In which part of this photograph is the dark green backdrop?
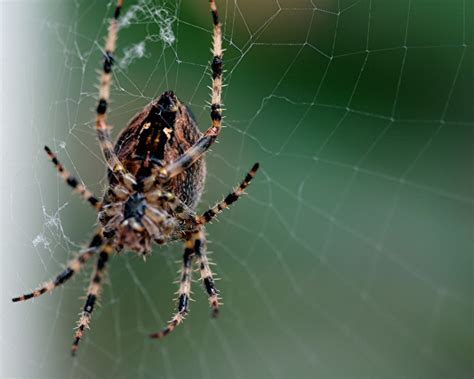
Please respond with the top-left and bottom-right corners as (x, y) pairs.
(2, 1), (472, 378)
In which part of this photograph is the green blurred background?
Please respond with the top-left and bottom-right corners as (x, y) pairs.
(2, 0), (472, 378)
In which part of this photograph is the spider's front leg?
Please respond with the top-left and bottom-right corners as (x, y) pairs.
(150, 235), (196, 339)
(12, 231), (103, 302)
(150, 228), (220, 340)
(71, 242), (114, 356)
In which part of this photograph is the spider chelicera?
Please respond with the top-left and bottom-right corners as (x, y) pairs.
(12, 0), (259, 356)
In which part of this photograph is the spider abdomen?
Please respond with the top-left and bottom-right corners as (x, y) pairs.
(112, 91), (206, 208)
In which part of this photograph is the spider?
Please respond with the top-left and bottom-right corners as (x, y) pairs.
(12, 0), (259, 356)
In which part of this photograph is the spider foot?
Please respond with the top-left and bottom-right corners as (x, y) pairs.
(210, 295), (220, 318)
(150, 314), (185, 339)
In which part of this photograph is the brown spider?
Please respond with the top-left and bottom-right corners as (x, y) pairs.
(12, 0), (259, 356)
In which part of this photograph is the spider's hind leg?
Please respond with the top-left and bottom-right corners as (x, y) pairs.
(44, 146), (101, 210)
(157, 0), (223, 182)
(94, 0), (136, 190)
(197, 163), (259, 225)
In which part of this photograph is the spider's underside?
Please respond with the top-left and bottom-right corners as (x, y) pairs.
(101, 91), (207, 253)
(12, 0), (259, 356)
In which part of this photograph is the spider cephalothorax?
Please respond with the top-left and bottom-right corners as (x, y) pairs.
(12, 0), (259, 356)
(99, 188), (177, 254)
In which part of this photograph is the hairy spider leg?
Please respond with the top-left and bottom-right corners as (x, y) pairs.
(144, 189), (193, 218)
(44, 146), (101, 210)
(158, 0), (223, 182)
(12, 0), (261, 353)
(150, 236), (196, 339)
(71, 242), (114, 356)
(193, 229), (220, 317)
(12, 232), (104, 302)
(197, 163), (259, 225)
(95, 0), (136, 190)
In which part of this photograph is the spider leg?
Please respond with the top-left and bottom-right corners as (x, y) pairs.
(71, 242), (114, 356)
(150, 236), (195, 339)
(44, 146), (101, 210)
(157, 0), (223, 182)
(193, 228), (221, 317)
(145, 189), (195, 219)
(94, 0), (136, 189)
(197, 163), (259, 225)
(12, 232), (103, 302)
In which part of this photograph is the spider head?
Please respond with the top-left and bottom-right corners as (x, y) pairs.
(100, 189), (177, 255)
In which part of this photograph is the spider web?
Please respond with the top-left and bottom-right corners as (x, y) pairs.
(2, 0), (473, 378)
